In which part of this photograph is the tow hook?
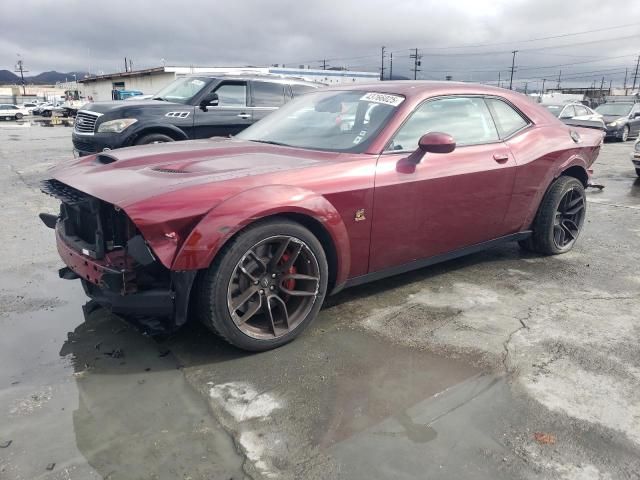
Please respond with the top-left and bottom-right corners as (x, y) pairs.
(39, 213), (58, 229)
(587, 182), (605, 191)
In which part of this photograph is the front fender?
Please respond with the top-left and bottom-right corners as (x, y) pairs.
(124, 123), (189, 145)
(171, 185), (351, 286)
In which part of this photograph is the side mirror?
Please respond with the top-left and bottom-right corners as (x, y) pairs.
(199, 92), (219, 111)
(408, 132), (456, 164)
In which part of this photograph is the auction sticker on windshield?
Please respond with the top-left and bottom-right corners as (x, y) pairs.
(360, 92), (404, 106)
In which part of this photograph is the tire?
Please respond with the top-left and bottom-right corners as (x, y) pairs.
(636, 168), (640, 177)
(195, 219), (328, 351)
(524, 176), (586, 255)
(15, 113), (23, 120)
(621, 126), (629, 142)
(134, 133), (175, 145)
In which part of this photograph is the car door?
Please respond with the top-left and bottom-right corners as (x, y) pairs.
(369, 96), (517, 273)
(628, 104), (640, 135)
(249, 80), (287, 123)
(191, 81), (253, 138)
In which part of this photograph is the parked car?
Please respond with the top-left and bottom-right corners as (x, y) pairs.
(41, 82), (603, 351)
(594, 102), (640, 141)
(20, 102), (39, 113)
(543, 103), (605, 130)
(40, 103), (66, 117)
(0, 104), (29, 120)
(632, 138), (640, 177)
(71, 75), (321, 156)
(32, 103), (57, 115)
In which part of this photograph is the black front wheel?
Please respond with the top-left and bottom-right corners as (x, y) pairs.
(520, 176), (586, 255)
(135, 133), (175, 145)
(195, 219), (328, 351)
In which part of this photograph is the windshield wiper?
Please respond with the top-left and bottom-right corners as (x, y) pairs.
(249, 140), (291, 147)
(152, 96), (167, 101)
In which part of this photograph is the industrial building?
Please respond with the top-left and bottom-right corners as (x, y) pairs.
(79, 65), (380, 101)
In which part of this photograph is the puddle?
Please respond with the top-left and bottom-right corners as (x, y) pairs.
(0, 268), (245, 480)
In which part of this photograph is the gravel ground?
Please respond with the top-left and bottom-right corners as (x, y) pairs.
(0, 120), (639, 479)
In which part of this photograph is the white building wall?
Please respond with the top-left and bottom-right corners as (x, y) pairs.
(82, 72), (176, 102)
(81, 65), (380, 102)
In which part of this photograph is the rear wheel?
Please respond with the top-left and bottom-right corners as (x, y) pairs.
(195, 219), (328, 351)
(15, 113), (23, 120)
(520, 176), (586, 255)
(134, 133), (174, 145)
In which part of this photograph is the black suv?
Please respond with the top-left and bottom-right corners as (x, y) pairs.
(72, 76), (320, 156)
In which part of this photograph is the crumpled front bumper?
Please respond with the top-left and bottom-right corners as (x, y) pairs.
(50, 217), (196, 326)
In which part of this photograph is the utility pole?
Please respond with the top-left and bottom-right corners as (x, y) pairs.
(623, 67), (628, 91)
(380, 46), (386, 81)
(632, 54), (640, 91)
(129, 59), (133, 72)
(509, 50), (517, 90)
(524, 82), (528, 94)
(608, 79), (612, 94)
(124, 57), (128, 72)
(389, 53), (393, 80)
(600, 76), (605, 96)
(410, 48), (422, 80)
(14, 57), (28, 95)
(498, 71), (501, 88)
(541, 78), (546, 96)
(321, 59), (327, 70)
(557, 70), (562, 90)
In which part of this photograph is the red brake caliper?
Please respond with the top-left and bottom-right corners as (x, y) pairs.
(279, 253), (296, 292)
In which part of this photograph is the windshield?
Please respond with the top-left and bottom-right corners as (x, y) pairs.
(236, 90), (403, 153)
(543, 105), (563, 117)
(152, 77), (210, 104)
(595, 103), (633, 116)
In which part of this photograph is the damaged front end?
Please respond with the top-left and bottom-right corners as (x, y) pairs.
(40, 179), (196, 329)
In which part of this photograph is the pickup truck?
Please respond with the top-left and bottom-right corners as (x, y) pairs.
(72, 75), (320, 156)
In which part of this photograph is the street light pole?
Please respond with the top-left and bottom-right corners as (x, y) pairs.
(509, 50), (517, 90)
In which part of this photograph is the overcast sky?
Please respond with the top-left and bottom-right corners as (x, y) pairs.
(1, 0), (639, 89)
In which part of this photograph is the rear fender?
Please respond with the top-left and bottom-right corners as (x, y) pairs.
(171, 185), (351, 285)
(523, 154), (589, 228)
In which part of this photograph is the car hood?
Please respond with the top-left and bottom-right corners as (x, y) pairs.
(81, 99), (183, 113)
(50, 138), (332, 208)
(600, 115), (626, 124)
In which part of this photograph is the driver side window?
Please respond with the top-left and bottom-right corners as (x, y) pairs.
(387, 97), (499, 152)
(212, 83), (247, 107)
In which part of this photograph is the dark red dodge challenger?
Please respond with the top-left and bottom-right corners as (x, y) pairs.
(41, 82), (603, 351)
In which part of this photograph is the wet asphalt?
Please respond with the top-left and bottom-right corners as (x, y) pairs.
(0, 119), (639, 479)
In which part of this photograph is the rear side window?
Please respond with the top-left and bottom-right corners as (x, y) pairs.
(560, 105), (576, 118)
(388, 96), (499, 151)
(291, 84), (316, 97)
(252, 82), (286, 107)
(574, 105), (589, 116)
(486, 98), (529, 138)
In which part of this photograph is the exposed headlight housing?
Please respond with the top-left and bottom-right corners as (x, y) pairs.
(607, 120), (619, 127)
(97, 118), (138, 133)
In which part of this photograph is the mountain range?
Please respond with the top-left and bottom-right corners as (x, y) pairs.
(0, 70), (90, 85)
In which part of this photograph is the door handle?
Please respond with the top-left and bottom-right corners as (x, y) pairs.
(237, 113), (250, 119)
(493, 153), (509, 163)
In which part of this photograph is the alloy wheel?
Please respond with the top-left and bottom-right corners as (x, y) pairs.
(553, 187), (585, 249)
(226, 235), (320, 340)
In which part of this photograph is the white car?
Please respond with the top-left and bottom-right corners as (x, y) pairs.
(20, 102), (39, 113)
(0, 104), (29, 120)
(543, 102), (605, 129)
(632, 138), (640, 177)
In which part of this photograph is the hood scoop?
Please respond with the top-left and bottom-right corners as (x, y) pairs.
(151, 167), (190, 174)
(95, 154), (117, 165)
